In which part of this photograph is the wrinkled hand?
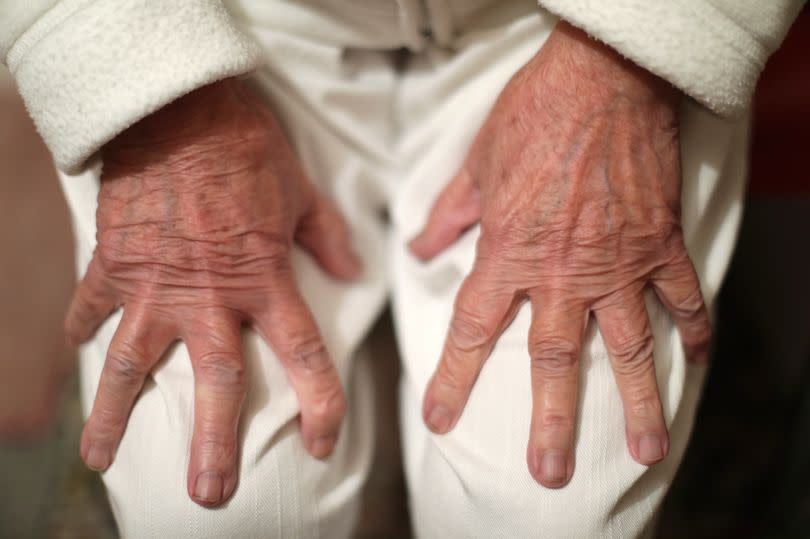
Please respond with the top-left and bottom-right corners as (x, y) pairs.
(410, 22), (711, 488)
(64, 79), (361, 506)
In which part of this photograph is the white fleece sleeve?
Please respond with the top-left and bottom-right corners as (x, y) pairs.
(537, 0), (804, 117)
(1, 0), (261, 174)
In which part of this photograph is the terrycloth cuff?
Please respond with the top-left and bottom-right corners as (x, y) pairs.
(7, 0), (261, 174)
(537, 0), (771, 117)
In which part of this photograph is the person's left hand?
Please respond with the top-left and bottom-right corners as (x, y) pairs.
(409, 22), (712, 488)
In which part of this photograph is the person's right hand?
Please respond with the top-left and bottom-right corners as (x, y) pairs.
(64, 78), (361, 507)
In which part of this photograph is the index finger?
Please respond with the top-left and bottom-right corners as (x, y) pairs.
(81, 304), (174, 472)
(423, 260), (518, 434)
(64, 256), (118, 346)
(253, 275), (346, 460)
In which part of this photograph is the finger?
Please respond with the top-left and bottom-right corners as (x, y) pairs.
(254, 280), (346, 460)
(81, 304), (174, 472)
(423, 261), (518, 434)
(594, 288), (669, 466)
(652, 251), (712, 364)
(409, 168), (481, 261)
(526, 294), (587, 488)
(296, 189), (362, 280)
(184, 309), (247, 507)
(64, 255), (118, 347)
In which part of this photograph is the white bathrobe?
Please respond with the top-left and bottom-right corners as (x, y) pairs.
(0, 1), (803, 538)
(0, 0), (802, 173)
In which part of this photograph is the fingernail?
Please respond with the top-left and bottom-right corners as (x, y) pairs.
(639, 434), (664, 462)
(85, 445), (111, 471)
(540, 452), (567, 484)
(194, 472), (224, 504)
(426, 405), (452, 432)
(309, 435), (337, 459)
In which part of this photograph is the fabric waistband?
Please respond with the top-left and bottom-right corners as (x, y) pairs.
(225, 0), (539, 50)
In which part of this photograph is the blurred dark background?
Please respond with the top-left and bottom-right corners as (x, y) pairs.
(657, 10), (810, 539)
(0, 9), (807, 538)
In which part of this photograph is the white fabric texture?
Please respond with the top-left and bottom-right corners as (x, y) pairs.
(53, 1), (755, 537)
(536, 0), (804, 117)
(3, 0), (260, 173)
(0, 0), (58, 59)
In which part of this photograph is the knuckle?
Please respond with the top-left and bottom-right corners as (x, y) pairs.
(649, 221), (681, 246)
(70, 293), (101, 325)
(106, 344), (149, 383)
(308, 388), (346, 426)
(449, 308), (493, 350)
(288, 335), (331, 374)
(538, 412), (575, 433)
(196, 353), (246, 390)
(95, 242), (128, 275)
(251, 232), (292, 274)
(530, 337), (580, 372)
(682, 322), (712, 362)
(671, 287), (706, 320)
(610, 334), (654, 372)
(686, 316), (713, 345)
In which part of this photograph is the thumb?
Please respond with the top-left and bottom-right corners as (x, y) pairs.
(409, 168), (481, 261)
(296, 189), (363, 281)
(64, 255), (117, 347)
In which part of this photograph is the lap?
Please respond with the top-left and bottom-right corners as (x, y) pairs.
(57, 3), (750, 537)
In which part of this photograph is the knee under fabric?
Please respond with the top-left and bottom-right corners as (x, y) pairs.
(54, 2), (751, 536)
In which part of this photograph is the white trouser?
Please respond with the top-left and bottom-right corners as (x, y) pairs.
(59, 1), (748, 537)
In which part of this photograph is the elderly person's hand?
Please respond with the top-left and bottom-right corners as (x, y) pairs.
(64, 78), (360, 506)
(410, 22), (711, 488)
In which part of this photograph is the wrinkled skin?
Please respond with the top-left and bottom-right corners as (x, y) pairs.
(411, 22), (712, 488)
(64, 79), (361, 507)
